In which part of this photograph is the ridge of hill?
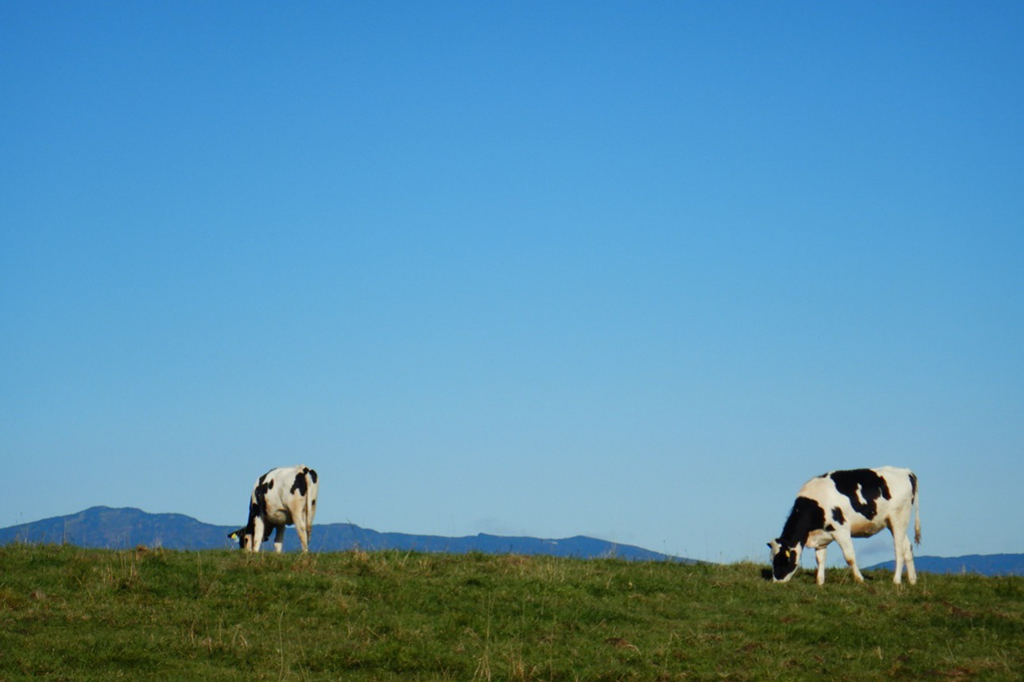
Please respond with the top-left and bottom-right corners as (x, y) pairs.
(867, 553), (1024, 577)
(0, 506), (688, 562)
(5, 507), (1022, 575)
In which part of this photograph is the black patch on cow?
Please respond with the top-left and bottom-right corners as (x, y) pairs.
(305, 467), (318, 484)
(909, 472), (918, 497)
(825, 524), (836, 533)
(828, 469), (891, 519)
(258, 479), (275, 516)
(779, 496), (826, 547)
(240, 473), (273, 545)
(832, 507), (845, 525)
(772, 497), (826, 580)
(772, 496), (826, 580)
(291, 472), (308, 496)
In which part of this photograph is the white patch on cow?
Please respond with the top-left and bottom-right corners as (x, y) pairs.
(853, 484), (868, 508)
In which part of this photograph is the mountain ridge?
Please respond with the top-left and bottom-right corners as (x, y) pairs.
(4, 507), (1022, 576)
(0, 506), (690, 562)
(867, 553), (1024, 577)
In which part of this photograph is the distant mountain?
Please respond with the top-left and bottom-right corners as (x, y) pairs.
(868, 554), (1024, 578)
(0, 507), (690, 562)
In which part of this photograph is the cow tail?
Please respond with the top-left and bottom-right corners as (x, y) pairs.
(304, 470), (315, 541)
(913, 478), (922, 545)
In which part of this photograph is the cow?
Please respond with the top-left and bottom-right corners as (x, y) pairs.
(768, 466), (920, 585)
(229, 465), (319, 553)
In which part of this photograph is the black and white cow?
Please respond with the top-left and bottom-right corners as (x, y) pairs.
(230, 465), (319, 553)
(768, 467), (920, 585)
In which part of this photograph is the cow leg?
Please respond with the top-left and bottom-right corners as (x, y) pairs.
(902, 534), (918, 585)
(890, 526), (906, 584)
(833, 533), (865, 583)
(287, 497), (310, 552)
(251, 517), (265, 552)
(294, 514), (310, 552)
(273, 525), (285, 553)
(815, 547), (828, 585)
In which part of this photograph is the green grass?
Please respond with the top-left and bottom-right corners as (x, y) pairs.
(1, 544), (1022, 681)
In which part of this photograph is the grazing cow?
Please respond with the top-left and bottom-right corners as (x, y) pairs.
(768, 466), (920, 585)
(229, 465), (319, 553)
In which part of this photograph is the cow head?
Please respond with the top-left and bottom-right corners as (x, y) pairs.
(228, 528), (252, 550)
(768, 539), (802, 582)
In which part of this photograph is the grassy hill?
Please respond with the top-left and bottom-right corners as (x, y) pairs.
(1, 545), (1022, 681)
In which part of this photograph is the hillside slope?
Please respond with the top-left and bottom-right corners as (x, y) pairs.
(1, 545), (1022, 681)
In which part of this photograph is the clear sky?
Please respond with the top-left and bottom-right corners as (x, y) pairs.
(2, 2), (1022, 566)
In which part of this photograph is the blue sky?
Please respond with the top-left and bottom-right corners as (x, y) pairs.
(2, 2), (1022, 565)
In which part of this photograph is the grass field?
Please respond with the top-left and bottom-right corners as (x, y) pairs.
(1, 544), (1022, 681)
